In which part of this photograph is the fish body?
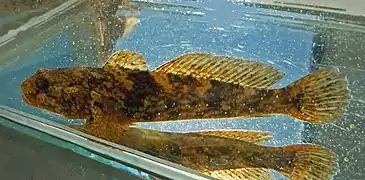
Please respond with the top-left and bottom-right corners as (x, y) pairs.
(21, 49), (350, 126)
(20, 49), (348, 179)
(71, 122), (336, 180)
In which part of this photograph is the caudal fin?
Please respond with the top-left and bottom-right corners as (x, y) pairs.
(279, 144), (337, 180)
(286, 68), (350, 123)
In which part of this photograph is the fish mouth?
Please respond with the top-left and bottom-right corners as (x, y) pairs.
(22, 94), (31, 105)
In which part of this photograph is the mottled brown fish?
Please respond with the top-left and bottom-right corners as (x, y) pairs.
(21, 49), (350, 128)
(20, 49), (347, 179)
(71, 123), (337, 180)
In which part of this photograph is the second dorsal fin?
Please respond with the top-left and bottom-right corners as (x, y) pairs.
(197, 130), (272, 144)
(103, 49), (149, 71)
(153, 53), (284, 88)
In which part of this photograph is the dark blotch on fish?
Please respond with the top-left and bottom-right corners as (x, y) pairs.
(168, 143), (182, 156)
(247, 102), (259, 111)
(124, 71), (162, 119)
(166, 99), (180, 119)
(204, 81), (223, 109)
(167, 73), (184, 84)
(292, 93), (303, 110)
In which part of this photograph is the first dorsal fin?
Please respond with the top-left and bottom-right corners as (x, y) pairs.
(201, 168), (273, 180)
(103, 49), (149, 71)
(197, 130), (272, 144)
(153, 53), (284, 88)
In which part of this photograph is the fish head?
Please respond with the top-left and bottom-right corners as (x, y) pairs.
(21, 68), (93, 119)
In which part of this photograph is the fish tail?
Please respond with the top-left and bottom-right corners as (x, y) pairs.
(285, 68), (350, 123)
(278, 144), (337, 180)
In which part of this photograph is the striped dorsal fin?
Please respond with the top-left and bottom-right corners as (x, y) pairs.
(153, 53), (284, 88)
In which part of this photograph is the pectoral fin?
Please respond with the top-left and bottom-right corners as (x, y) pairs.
(89, 91), (131, 126)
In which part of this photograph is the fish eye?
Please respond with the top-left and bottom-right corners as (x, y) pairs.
(35, 78), (50, 91)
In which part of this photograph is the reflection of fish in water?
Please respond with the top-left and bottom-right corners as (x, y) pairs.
(120, 16), (140, 38)
(89, 0), (141, 63)
(0, 0), (59, 13)
(118, 0), (140, 14)
(73, 125), (337, 180)
(92, 14), (140, 61)
(21, 49), (350, 127)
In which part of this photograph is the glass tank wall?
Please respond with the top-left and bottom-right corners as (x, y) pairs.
(0, 0), (364, 179)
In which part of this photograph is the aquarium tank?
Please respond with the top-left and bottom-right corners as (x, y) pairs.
(0, 0), (364, 179)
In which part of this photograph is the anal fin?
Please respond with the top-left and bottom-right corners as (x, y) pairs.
(90, 91), (131, 127)
(201, 168), (273, 180)
(197, 130), (272, 144)
(153, 53), (284, 88)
